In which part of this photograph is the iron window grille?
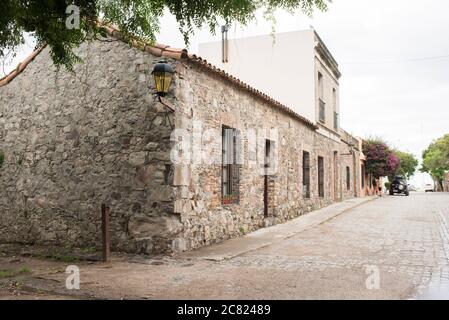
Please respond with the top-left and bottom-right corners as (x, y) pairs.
(318, 156), (324, 198)
(346, 166), (351, 190)
(222, 126), (241, 204)
(303, 151), (311, 198)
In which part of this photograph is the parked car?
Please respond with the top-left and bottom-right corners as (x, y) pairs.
(389, 176), (409, 196)
(424, 183), (435, 192)
(408, 184), (417, 192)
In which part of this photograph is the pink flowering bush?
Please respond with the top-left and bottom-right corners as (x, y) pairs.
(363, 139), (401, 178)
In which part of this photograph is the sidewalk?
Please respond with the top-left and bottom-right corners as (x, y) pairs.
(184, 196), (378, 261)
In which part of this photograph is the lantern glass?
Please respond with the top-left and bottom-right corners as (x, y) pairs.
(153, 72), (172, 96)
(152, 62), (174, 96)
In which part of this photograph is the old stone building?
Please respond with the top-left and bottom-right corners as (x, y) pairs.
(0, 26), (363, 255)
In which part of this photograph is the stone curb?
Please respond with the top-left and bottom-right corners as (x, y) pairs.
(187, 196), (379, 261)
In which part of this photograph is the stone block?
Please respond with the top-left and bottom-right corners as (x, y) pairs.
(150, 186), (173, 202)
(145, 142), (159, 151)
(128, 214), (165, 239)
(136, 164), (159, 185)
(174, 199), (185, 214)
(173, 164), (190, 186)
(171, 238), (187, 252)
(129, 151), (147, 167)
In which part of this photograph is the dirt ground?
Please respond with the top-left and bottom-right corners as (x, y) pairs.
(0, 249), (413, 300)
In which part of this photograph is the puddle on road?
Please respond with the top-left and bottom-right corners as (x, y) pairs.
(414, 286), (449, 300)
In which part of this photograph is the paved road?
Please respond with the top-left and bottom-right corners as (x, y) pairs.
(221, 192), (449, 299)
(1, 192), (449, 299)
(83, 192), (449, 299)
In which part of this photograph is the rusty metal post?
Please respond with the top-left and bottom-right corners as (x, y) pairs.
(101, 204), (110, 262)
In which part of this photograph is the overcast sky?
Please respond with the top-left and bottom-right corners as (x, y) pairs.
(5, 0), (449, 187)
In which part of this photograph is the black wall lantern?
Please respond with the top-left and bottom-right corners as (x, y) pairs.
(152, 61), (174, 96)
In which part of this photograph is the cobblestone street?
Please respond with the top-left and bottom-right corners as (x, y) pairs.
(1, 192), (449, 299)
(225, 192), (449, 299)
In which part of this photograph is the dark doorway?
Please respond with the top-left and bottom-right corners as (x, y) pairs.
(353, 153), (358, 197)
(318, 156), (324, 198)
(333, 151), (338, 201)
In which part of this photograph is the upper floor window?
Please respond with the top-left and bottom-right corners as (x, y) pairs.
(318, 72), (325, 123)
(222, 126), (241, 205)
(334, 112), (339, 131)
(319, 99), (326, 123)
(332, 88), (337, 106)
(318, 72), (324, 100)
(333, 88), (338, 130)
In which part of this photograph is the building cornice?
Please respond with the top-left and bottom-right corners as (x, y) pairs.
(314, 32), (341, 80)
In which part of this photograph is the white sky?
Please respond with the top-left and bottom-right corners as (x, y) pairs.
(4, 0), (449, 187)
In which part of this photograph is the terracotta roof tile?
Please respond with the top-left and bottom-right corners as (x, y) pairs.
(0, 45), (46, 87)
(0, 24), (317, 129)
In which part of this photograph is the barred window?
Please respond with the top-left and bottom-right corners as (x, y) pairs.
(346, 166), (351, 190)
(318, 156), (324, 198)
(361, 164), (365, 188)
(222, 126), (241, 205)
(302, 151), (310, 198)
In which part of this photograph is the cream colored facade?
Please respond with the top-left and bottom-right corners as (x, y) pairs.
(199, 30), (341, 130)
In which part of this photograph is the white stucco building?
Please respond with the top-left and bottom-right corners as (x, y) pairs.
(198, 29), (341, 140)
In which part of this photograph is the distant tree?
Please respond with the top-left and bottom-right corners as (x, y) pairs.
(393, 150), (418, 179)
(421, 134), (449, 190)
(0, 0), (329, 71)
(363, 138), (400, 179)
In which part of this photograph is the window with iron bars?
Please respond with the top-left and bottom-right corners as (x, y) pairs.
(346, 166), (351, 190)
(361, 164), (365, 188)
(318, 156), (324, 198)
(222, 126), (241, 205)
(303, 151), (311, 198)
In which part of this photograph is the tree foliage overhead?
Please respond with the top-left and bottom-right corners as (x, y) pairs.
(421, 134), (449, 189)
(1, 0), (329, 71)
(1, 1), (100, 70)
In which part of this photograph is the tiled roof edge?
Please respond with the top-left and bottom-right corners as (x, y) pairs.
(0, 25), (317, 130)
(101, 25), (317, 129)
(0, 45), (46, 87)
(185, 57), (317, 129)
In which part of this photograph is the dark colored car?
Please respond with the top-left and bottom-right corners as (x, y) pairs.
(389, 176), (409, 196)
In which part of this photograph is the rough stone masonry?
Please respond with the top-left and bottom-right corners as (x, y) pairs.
(0, 36), (361, 255)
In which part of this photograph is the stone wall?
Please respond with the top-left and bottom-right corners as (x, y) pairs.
(173, 61), (361, 251)
(0, 39), (180, 254)
(0, 38), (362, 255)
